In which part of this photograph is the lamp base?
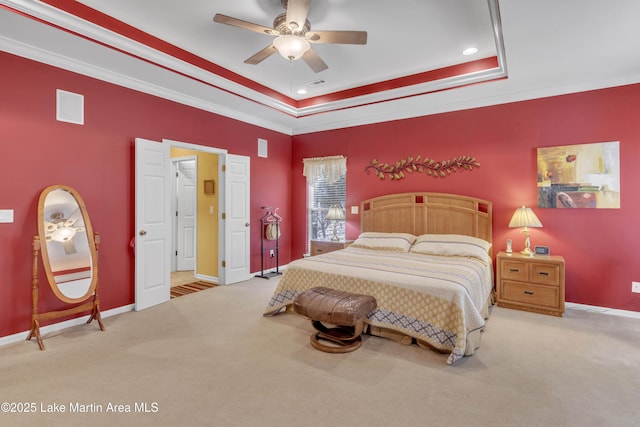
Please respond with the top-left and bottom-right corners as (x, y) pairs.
(520, 229), (534, 256)
(331, 220), (339, 241)
(520, 247), (534, 256)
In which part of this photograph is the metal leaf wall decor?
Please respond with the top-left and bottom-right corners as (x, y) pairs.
(365, 155), (480, 180)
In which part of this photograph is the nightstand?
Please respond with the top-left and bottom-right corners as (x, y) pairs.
(496, 251), (565, 317)
(309, 240), (353, 256)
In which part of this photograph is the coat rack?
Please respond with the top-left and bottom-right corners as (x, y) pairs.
(256, 206), (282, 279)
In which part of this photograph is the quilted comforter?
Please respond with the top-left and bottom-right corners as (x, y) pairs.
(263, 246), (493, 364)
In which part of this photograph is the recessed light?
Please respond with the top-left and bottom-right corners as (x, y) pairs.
(297, 88), (307, 95)
(462, 47), (478, 56)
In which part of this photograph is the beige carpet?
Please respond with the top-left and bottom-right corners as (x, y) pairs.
(1, 276), (639, 427)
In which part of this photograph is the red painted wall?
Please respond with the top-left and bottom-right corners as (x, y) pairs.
(292, 84), (640, 313)
(2, 50), (639, 342)
(0, 52), (292, 337)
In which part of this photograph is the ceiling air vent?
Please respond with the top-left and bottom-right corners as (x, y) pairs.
(307, 79), (326, 87)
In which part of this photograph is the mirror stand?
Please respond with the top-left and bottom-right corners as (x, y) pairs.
(27, 234), (105, 350)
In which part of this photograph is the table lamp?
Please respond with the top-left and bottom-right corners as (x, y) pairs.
(326, 205), (345, 241)
(508, 206), (542, 256)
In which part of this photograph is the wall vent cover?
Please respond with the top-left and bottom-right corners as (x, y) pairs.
(56, 89), (84, 125)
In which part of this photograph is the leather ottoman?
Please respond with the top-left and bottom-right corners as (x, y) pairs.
(293, 287), (377, 353)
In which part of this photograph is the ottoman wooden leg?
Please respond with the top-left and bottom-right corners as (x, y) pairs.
(310, 319), (365, 353)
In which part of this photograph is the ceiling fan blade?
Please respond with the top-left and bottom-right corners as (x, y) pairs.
(65, 208), (82, 227)
(306, 30), (367, 45)
(286, 0), (310, 33)
(244, 45), (278, 65)
(302, 48), (328, 73)
(213, 14), (277, 36)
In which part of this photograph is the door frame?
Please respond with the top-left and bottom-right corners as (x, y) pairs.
(162, 139), (230, 284)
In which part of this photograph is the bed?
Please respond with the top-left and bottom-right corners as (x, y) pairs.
(264, 192), (493, 364)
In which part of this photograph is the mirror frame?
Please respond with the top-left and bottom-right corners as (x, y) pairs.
(37, 184), (98, 304)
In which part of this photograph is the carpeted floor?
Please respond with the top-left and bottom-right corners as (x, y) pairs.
(1, 276), (639, 427)
(170, 281), (217, 298)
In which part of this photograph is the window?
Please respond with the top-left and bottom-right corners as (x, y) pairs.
(303, 156), (346, 249)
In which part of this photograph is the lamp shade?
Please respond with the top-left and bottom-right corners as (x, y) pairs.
(326, 205), (345, 221)
(508, 206), (542, 228)
(273, 35), (310, 60)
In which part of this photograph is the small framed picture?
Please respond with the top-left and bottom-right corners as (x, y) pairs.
(203, 180), (215, 195)
(534, 246), (550, 256)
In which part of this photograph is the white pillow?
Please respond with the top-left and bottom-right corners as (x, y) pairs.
(409, 234), (491, 260)
(350, 232), (417, 252)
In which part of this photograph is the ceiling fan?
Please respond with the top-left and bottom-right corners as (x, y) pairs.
(213, 0), (367, 73)
(44, 209), (84, 255)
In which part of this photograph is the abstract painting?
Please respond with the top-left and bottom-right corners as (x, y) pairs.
(537, 141), (620, 208)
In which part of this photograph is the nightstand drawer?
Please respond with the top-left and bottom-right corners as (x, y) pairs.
(310, 242), (332, 256)
(529, 263), (560, 286)
(500, 280), (559, 308)
(500, 260), (527, 281)
(310, 240), (352, 256)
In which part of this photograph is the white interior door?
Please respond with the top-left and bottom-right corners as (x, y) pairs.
(221, 154), (250, 285)
(176, 159), (196, 271)
(135, 138), (171, 311)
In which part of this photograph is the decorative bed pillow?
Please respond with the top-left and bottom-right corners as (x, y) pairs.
(409, 234), (492, 261)
(350, 232), (417, 252)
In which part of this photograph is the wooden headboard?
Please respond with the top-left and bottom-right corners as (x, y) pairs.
(360, 192), (492, 244)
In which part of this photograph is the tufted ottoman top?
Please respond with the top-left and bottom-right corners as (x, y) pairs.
(293, 287), (377, 326)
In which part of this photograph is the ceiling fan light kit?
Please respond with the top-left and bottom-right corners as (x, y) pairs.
(213, 0), (367, 73)
(273, 35), (310, 60)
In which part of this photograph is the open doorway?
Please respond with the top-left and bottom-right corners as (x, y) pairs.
(169, 144), (220, 286)
(171, 157), (197, 288)
(135, 138), (251, 311)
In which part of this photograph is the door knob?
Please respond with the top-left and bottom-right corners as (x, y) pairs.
(139, 230), (147, 236)
(245, 223), (250, 227)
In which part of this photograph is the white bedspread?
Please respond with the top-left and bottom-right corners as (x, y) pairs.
(264, 246), (493, 364)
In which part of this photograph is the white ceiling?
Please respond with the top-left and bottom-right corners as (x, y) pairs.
(78, 0), (499, 96)
(1, 0), (640, 135)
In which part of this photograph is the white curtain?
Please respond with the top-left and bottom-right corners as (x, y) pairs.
(303, 155), (346, 185)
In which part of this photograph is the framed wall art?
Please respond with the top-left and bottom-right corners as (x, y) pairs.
(537, 141), (620, 209)
(203, 179), (215, 195)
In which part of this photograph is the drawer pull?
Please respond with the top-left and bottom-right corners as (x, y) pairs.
(523, 291), (535, 295)
(538, 272), (550, 276)
(509, 268), (520, 273)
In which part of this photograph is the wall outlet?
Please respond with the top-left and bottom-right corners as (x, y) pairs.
(269, 249), (275, 258)
(632, 282), (640, 293)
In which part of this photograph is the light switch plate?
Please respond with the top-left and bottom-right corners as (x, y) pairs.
(0, 209), (14, 223)
(351, 206), (359, 214)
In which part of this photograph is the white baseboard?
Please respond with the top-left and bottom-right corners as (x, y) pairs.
(251, 263), (288, 278)
(0, 304), (134, 348)
(565, 302), (640, 319)
(195, 273), (218, 284)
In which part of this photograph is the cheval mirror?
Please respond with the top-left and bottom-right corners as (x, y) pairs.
(28, 184), (104, 350)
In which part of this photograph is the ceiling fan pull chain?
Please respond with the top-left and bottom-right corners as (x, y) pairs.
(289, 59), (294, 93)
